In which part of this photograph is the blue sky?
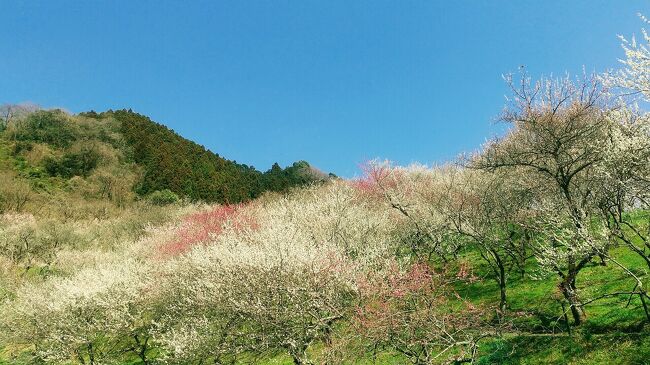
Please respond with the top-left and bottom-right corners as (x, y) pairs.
(1, 1), (647, 177)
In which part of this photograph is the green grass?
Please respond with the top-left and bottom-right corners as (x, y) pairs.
(454, 242), (650, 364)
(476, 332), (650, 365)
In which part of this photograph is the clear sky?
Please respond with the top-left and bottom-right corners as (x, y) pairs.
(1, 1), (647, 177)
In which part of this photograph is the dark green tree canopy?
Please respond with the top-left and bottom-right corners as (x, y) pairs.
(99, 110), (328, 203)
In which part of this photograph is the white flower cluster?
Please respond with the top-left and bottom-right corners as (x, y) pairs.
(1, 180), (401, 364)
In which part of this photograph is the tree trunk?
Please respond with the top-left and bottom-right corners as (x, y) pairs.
(640, 293), (650, 322)
(498, 263), (507, 318)
(290, 346), (313, 365)
(560, 273), (586, 325)
(487, 247), (508, 320)
(134, 335), (149, 365)
(86, 343), (96, 365)
(292, 355), (313, 365)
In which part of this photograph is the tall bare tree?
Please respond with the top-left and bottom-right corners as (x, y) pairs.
(473, 72), (612, 325)
(0, 104), (37, 127)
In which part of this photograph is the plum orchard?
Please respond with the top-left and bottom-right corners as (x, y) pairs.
(3, 19), (650, 365)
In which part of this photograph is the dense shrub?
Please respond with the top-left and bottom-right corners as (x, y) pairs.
(11, 141), (33, 155)
(147, 189), (180, 206)
(10, 110), (78, 148)
(44, 146), (100, 178)
(0, 174), (31, 213)
(89, 167), (137, 207)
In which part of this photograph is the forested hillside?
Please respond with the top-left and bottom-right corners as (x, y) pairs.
(100, 109), (329, 203)
(0, 107), (328, 215)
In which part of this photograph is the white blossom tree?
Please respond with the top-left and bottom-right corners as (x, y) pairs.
(473, 72), (613, 325)
(603, 14), (650, 101)
(0, 258), (157, 365)
(440, 167), (533, 318)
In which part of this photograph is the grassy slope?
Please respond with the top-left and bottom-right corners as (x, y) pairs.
(468, 246), (650, 364)
(253, 244), (650, 365)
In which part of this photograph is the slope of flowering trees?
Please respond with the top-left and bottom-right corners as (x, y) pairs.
(1, 15), (650, 365)
(3, 138), (649, 364)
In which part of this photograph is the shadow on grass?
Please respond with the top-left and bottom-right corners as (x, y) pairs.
(476, 332), (650, 365)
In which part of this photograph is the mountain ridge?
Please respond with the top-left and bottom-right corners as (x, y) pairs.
(0, 105), (329, 213)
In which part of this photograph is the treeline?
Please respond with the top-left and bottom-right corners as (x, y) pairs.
(87, 109), (329, 203)
(0, 107), (329, 211)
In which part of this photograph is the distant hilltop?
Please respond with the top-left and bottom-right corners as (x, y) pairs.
(0, 105), (331, 207)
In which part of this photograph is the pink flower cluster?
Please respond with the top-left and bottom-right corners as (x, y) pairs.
(456, 260), (479, 283)
(158, 204), (258, 256)
(357, 261), (436, 302)
(354, 262), (439, 332)
(350, 162), (400, 199)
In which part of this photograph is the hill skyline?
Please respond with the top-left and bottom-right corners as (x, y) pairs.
(0, 105), (329, 206)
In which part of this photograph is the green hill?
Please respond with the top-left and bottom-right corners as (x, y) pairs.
(0, 107), (328, 216)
